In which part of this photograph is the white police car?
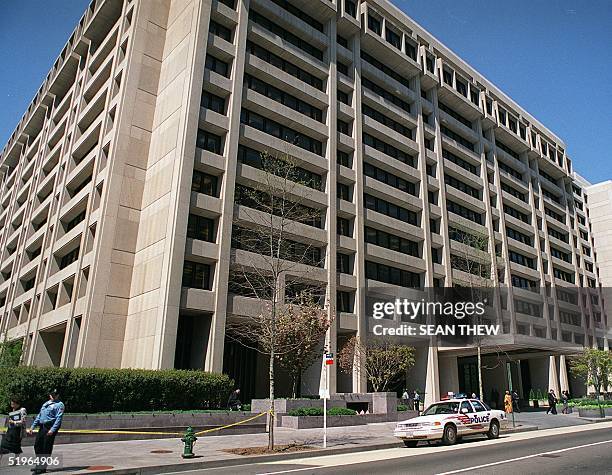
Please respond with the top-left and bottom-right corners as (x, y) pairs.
(394, 398), (508, 447)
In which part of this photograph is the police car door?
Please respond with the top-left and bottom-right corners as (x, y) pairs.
(457, 400), (476, 435)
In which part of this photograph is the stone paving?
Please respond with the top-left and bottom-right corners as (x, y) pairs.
(0, 410), (593, 474)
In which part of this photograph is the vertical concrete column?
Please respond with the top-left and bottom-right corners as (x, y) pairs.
(559, 354), (569, 392)
(548, 355), (560, 395)
(424, 344), (440, 406)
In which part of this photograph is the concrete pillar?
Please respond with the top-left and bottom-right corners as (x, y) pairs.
(438, 355), (459, 396)
(559, 355), (569, 392)
(424, 344), (440, 406)
(548, 355), (560, 395)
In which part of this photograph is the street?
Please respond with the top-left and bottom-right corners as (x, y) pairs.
(169, 424), (612, 475)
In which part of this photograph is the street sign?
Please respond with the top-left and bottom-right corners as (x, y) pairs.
(325, 353), (334, 365)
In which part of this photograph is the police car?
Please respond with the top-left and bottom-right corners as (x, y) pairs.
(394, 398), (508, 447)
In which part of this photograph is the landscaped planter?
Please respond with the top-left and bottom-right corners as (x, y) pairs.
(280, 411), (418, 429)
(578, 407), (608, 418)
(251, 398), (345, 414)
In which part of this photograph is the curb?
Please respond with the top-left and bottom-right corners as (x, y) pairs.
(93, 425), (539, 474)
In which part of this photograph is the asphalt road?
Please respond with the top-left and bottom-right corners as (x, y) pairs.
(170, 424), (612, 475)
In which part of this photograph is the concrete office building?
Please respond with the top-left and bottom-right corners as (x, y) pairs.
(1, 0), (610, 404)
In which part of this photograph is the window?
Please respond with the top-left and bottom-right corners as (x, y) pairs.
(544, 207), (565, 224)
(65, 210), (86, 232)
(246, 42), (323, 90)
(509, 251), (535, 269)
(337, 217), (351, 237)
(205, 54), (229, 77)
(446, 200), (482, 225)
(385, 28), (401, 49)
(439, 102), (472, 129)
(446, 175), (480, 199)
(460, 401), (473, 413)
(448, 227), (487, 250)
(547, 227), (568, 243)
(209, 20), (231, 42)
(443, 149), (477, 175)
(187, 214), (215, 242)
(337, 253), (351, 274)
(235, 185), (322, 228)
(337, 183), (351, 201)
(196, 129), (222, 154)
(238, 146), (322, 190)
(182, 261), (211, 290)
(405, 41), (417, 61)
(365, 226), (419, 257)
(244, 75), (322, 122)
(337, 35), (348, 48)
(201, 91), (225, 114)
(269, 0), (323, 32)
(191, 170), (218, 196)
(60, 248), (80, 269)
(338, 89), (350, 105)
(362, 78), (411, 113)
(363, 163), (417, 196)
(362, 104), (413, 138)
(365, 261), (421, 288)
(240, 109), (323, 155)
(337, 291), (353, 312)
(249, 10), (323, 60)
(511, 274), (538, 290)
(364, 193), (418, 226)
(440, 125), (475, 152)
(550, 246), (571, 263)
(554, 267), (574, 283)
(337, 119), (350, 135)
(450, 254), (490, 278)
(338, 150), (352, 168)
(337, 62), (349, 76)
(496, 141), (520, 160)
(23, 277), (36, 291)
(504, 204), (529, 223)
(498, 161), (522, 181)
(506, 227), (532, 246)
(367, 15), (381, 35)
(361, 51), (410, 89)
(345, 0), (356, 17)
(501, 182), (526, 202)
(363, 133), (415, 167)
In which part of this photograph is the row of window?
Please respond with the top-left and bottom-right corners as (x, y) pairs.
(362, 78), (411, 113)
(249, 10), (323, 61)
(544, 207), (565, 223)
(550, 246), (571, 263)
(504, 204), (529, 223)
(196, 129), (223, 154)
(364, 162), (417, 196)
(240, 109), (323, 155)
(440, 125), (475, 152)
(365, 226), (419, 257)
(439, 102), (472, 129)
(246, 41), (323, 90)
(361, 51), (410, 89)
(365, 260), (421, 288)
(447, 200), (482, 225)
(363, 133), (415, 167)
(506, 226), (532, 246)
(364, 193), (418, 226)
(501, 182), (526, 202)
(509, 250), (535, 269)
(514, 299), (541, 317)
(362, 104), (413, 138)
(498, 161), (522, 181)
(446, 174), (480, 199)
(554, 267), (574, 283)
(443, 148), (477, 176)
(244, 74), (323, 122)
(237, 145), (322, 191)
(269, 0), (324, 32)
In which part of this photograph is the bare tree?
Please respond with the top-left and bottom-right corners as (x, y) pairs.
(337, 335), (415, 392)
(449, 227), (496, 400)
(226, 151), (327, 450)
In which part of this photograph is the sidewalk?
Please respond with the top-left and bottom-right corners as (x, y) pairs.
(0, 420), (539, 474)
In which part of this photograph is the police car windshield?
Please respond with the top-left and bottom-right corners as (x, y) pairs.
(422, 402), (460, 415)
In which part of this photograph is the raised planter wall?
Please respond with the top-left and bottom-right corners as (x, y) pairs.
(280, 410), (418, 429)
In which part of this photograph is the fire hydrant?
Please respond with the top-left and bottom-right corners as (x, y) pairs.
(181, 426), (197, 458)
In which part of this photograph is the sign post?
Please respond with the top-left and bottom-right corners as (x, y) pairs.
(323, 352), (334, 448)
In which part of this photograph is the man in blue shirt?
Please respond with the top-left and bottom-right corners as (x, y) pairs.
(27, 389), (65, 474)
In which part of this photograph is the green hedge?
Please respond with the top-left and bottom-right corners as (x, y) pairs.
(397, 404), (409, 412)
(0, 367), (234, 413)
(287, 407), (357, 416)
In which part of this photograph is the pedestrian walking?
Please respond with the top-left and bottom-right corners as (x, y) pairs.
(0, 397), (27, 461)
(511, 390), (521, 413)
(227, 388), (241, 411)
(546, 389), (558, 415)
(401, 389), (409, 404)
(561, 390), (569, 414)
(504, 390), (513, 414)
(27, 389), (64, 474)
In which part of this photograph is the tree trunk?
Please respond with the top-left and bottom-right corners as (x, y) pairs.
(268, 352), (275, 450)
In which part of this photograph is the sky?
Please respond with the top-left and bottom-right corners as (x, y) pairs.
(0, 0), (611, 183)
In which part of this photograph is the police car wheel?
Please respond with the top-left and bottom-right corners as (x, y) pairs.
(403, 440), (418, 448)
(487, 420), (500, 439)
(442, 424), (457, 445)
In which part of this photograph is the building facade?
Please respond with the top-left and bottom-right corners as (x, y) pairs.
(0, 0), (609, 404)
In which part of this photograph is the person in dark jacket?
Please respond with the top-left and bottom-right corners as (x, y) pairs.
(227, 389), (241, 411)
(27, 389), (64, 474)
(546, 389), (558, 415)
(561, 390), (570, 414)
(511, 390), (521, 413)
(0, 397), (27, 458)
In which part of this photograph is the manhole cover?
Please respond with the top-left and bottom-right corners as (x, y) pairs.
(151, 449), (173, 454)
(540, 454), (561, 458)
(86, 466), (114, 471)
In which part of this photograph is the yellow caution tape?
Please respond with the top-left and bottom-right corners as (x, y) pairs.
(0, 412), (269, 437)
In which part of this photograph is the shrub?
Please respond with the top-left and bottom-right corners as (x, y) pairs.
(288, 407), (324, 416)
(397, 404), (408, 412)
(241, 403), (251, 411)
(326, 407), (356, 416)
(0, 367), (233, 413)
